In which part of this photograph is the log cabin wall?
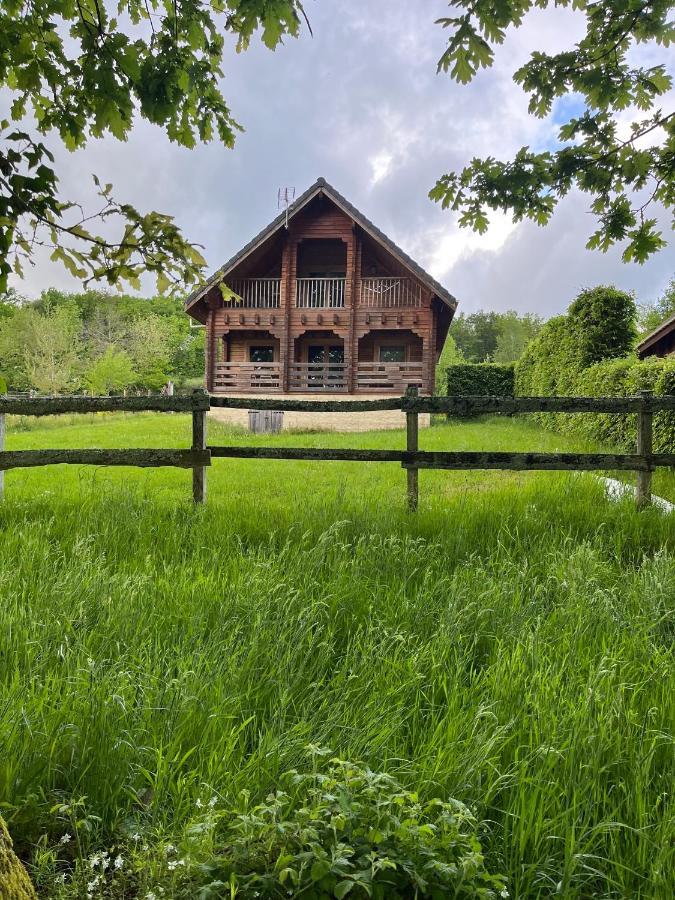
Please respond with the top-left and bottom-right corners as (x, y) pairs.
(199, 191), (449, 395)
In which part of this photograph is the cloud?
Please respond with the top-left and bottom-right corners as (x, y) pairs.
(5, 0), (672, 316)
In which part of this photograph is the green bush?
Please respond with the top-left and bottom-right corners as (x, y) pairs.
(446, 363), (514, 400)
(197, 753), (507, 900)
(0, 374), (7, 394)
(515, 283), (674, 451)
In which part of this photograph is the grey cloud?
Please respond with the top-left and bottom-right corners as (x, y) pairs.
(7, 0), (672, 313)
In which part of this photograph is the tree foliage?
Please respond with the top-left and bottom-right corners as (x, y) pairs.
(0, 288), (205, 392)
(0, 0), (309, 293)
(450, 309), (543, 362)
(431, 1), (674, 262)
(639, 275), (675, 334)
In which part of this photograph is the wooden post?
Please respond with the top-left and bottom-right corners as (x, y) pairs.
(0, 413), (4, 500)
(192, 389), (208, 504)
(405, 385), (419, 511)
(636, 389), (653, 509)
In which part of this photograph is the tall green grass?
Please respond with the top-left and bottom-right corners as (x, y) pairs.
(0, 414), (673, 897)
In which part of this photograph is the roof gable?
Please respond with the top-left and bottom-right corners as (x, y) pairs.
(185, 178), (457, 313)
(637, 311), (675, 355)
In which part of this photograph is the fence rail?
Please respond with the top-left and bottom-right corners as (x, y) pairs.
(1, 389), (674, 510)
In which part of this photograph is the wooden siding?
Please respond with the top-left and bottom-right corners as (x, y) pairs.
(203, 194), (442, 394)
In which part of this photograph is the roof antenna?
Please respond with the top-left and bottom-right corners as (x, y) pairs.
(278, 186), (295, 229)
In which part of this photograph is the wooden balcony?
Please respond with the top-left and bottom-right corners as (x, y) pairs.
(224, 278), (281, 308)
(296, 277), (346, 308)
(360, 277), (422, 308)
(356, 362), (425, 391)
(213, 362), (281, 392)
(289, 363), (348, 392)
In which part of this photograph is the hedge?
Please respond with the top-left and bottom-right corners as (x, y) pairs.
(446, 363), (514, 402)
(515, 284), (675, 452)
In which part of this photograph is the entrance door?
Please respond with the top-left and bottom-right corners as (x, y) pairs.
(307, 344), (345, 389)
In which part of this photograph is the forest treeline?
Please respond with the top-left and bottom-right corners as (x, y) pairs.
(0, 289), (204, 394)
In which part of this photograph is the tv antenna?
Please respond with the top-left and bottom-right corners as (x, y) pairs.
(278, 186), (296, 228)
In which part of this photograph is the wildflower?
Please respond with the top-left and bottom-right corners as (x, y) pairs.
(131, 832), (141, 841)
(145, 894), (157, 900)
(164, 843), (176, 855)
(114, 854), (124, 870)
(208, 796), (218, 808)
(167, 859), (185, 871)
(59, 832), (72, 845)
(101, 856), (110, 871)
(500, 890), (510, 899)
(89, 854), (101, 870)
(87, 876), (100, 890)
(195, 798), (203, 808)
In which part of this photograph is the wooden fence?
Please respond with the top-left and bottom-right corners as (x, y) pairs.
(1, 388), (674, 509)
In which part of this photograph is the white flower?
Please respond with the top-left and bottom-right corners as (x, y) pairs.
(164, 843), (176, 855)
(89, 854), (101, 870)
(58, 832), (72, 845)
(167, 860), (178, 871)
(101, 856), (110, 871)
(195, 798), (203, 808)
(114, 854), (124, 870)
(87, 876), (100, 890)
(500, 890), (510, 898)
(208, 796), (218, 808)
(145, 894), (157, 900)
(131, 832), (141, 841)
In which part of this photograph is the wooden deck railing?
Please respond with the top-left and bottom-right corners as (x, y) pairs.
(224, 278), (281, 308)
(2, 389), (674, 510)
(213, 362), (281, 392)
(288, 362), (348, 392)
(360, 277), (423, 308)
(295, 277), (346, 308)
(355, 362), (424, 392)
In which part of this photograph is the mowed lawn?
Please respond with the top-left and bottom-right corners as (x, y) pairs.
(1, 413), (674, 898)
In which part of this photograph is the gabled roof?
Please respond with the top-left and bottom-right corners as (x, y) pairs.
(637, 311), (675, 357)
(184, 177), (458, 313)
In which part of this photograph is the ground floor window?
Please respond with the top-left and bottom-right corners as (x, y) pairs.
(379, 346), (406, 363)
(249, 346), (275, 363)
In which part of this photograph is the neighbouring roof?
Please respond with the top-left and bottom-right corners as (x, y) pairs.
(184, 177), (458, 313)
(637, 311), (675, 356)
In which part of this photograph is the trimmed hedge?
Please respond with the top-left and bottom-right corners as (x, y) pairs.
(446, 363), (515, 397)
(515, 285), (675, 452)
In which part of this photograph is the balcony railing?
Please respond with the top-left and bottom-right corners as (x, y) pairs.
(213, 362), (281, 392)
(296, 277), (345, 308)
(360, 277), (422, 308)
(289, 362), (348, 392)
(224, 278), (281, 308)
(356, 362), (425, 392)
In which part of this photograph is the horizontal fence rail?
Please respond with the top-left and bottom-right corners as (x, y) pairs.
(1, 389), (674, 510)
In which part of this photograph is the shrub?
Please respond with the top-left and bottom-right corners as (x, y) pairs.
(567, 286), (637, 368)
(446, 363), (514, 402)
(197, 752), (507, 899)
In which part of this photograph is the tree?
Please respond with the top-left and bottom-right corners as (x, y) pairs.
(22, 302), (82, 392)
(0, 1), (309, 294)
(435, 333), (465, 393)
(85, 346), (137, 394)
(639, 275), (675, 334)
(126, 313), (173, 389)
(450, 311), (501, 361)
(431, 1), (674, 263)
(493, 310), (543, 363)
(568, 285), (637, 368)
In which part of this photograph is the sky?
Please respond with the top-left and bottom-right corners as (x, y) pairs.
(7, 0), (674, 316)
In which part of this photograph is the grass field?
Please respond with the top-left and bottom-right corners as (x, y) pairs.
(1, 413), (674, 897)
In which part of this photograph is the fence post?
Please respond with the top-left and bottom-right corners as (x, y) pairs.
(405, 385), (419, 511)
(192, 389), (208, 504)
(0, 413), (4, 500)
(636, 389), (653, 509)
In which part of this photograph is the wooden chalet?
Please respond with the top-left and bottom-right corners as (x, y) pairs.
(637, 312), (675, 359)
(185, 178), (457, 396)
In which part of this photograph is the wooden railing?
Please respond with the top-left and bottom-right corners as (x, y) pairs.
(288, 363), (348, 392)
(213, 363), (281, 392)
(356, 362), (424, 392)
(295, 277), (345, 308)
(360, 277), (422, 308)
(224, 278), (281, 308)
(2, 389), (674, 511)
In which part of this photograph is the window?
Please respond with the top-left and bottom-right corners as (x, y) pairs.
(379, 346), (405, 363)
(249, 346), (274, 363)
